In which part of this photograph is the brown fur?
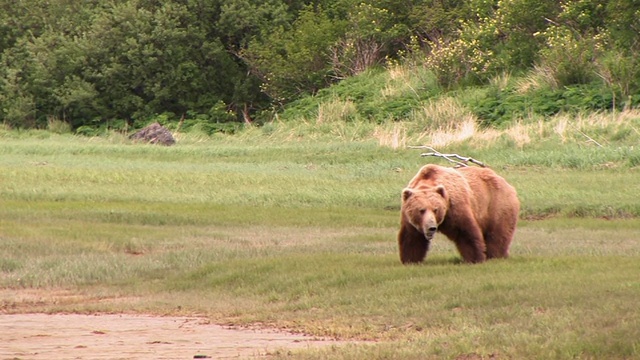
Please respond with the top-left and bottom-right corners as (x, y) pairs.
(398, 164), (520, 264)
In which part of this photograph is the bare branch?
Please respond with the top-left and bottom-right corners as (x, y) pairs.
(543, 17), (561, 27)
(408, 146), (487, 167)
(576, 130), (604, 148)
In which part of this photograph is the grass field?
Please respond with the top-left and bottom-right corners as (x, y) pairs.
(1, 131), (639, 359)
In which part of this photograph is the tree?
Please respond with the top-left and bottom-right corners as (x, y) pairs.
(240, 5), (343, 103)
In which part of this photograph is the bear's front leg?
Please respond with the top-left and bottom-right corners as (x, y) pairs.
(398, 223), (430, 264)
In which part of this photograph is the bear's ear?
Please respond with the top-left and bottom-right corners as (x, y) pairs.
(435, 184), (446, 198)
(402, 188), (413, 201)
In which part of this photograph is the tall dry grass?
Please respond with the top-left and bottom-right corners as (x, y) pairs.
(373, 105), (640, 150)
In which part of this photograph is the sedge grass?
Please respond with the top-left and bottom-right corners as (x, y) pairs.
(1, 135), (640, 359)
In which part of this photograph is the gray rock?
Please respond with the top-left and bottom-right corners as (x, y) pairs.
(129, 122), (176, 146)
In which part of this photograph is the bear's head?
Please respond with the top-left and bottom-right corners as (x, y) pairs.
(401, 185), (448, 241)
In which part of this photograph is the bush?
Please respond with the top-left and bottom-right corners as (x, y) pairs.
(535, 23), (604, 88)
(596, 50), (640, 98)
(469, 84), (627, 127)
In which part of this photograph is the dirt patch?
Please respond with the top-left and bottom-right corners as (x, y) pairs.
(1, 313), (343, 359)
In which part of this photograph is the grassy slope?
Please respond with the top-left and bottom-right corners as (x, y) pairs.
(1, 133), (639, 359)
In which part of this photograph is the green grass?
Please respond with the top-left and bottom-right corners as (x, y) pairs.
(1, 133), (640, 359)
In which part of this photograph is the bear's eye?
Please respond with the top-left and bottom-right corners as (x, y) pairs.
(434, 207), (439, 214)
(419, 208), (426, 215)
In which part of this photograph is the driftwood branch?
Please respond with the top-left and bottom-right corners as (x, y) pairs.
(408, 146), (487, 168)
(576, 130), (603, 148)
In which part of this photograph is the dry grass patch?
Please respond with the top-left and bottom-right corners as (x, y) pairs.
(419, 118), (478, 148)
(381, 65), (420, 99)
(373, 123), (407, 149)
(404, 108), (640, 150)
(505, 122), (532, 148)
(412, 96), (472, 129)
(515, 64), (560, 92)
(317, 98), (358, 124)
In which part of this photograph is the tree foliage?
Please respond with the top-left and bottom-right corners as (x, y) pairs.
(0, 0), (638, 131)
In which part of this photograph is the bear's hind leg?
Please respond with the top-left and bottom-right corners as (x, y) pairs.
(441, 212), (488, 263)
(484, 224), (516, 259)
(485, 241), (509, 259)
(447, 226), (487, 263)
(454, 240), (487, 263)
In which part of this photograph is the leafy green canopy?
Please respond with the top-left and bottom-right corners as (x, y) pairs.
(0, 0), (639, 131)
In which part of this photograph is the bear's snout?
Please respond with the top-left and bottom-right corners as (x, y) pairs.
(425, 226), (437, 240)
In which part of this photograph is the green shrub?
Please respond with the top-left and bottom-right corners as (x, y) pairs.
(536, 25), (602, 87)
(75, 125), (101, 137)
(469, 84), (628, 127)
(596, 50), (640, 98)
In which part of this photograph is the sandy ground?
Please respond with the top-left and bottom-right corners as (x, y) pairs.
(0, 313), (343, 359)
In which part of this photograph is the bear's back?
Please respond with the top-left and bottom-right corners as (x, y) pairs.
(457, 166), (520, 226)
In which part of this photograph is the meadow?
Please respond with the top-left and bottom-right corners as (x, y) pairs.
(1, 120), (640, 359)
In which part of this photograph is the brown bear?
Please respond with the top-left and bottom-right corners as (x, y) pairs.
(398, 164), (519, 264)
